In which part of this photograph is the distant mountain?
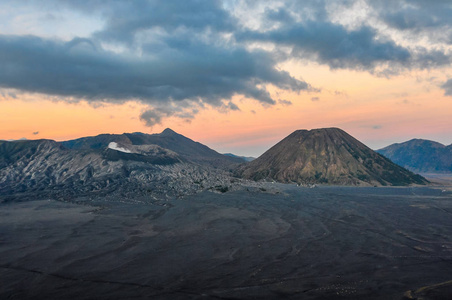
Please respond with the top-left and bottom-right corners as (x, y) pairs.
(0, 138), (28, 142)
(223, 153), (255, 162)
(61, 128), (243, 169)
(238, 128), (428, 186)
(377, 139), (452, 173)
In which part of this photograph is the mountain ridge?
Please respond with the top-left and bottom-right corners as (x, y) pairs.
(0, 129), (241, 201)
(0, 128), (431, 202)
(61, 129), (245, 168)
(223, 153), (255, 162)
(377, 139), (452, 173)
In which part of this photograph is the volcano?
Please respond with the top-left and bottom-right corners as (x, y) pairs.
(238, 128), (428, 186)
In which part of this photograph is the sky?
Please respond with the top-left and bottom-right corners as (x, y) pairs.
(0, 0), (451, 157)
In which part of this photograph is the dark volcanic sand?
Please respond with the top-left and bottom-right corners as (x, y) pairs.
(1, 185), (452, 299)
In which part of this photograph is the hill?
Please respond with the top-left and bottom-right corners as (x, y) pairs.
(238, 128), (428, 186)
(223, 153), (255, 162)
(377, 139), (452, 173)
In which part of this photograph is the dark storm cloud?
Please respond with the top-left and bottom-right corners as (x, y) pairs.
(368, 0), (452, 41)
(139, 109), (166, 127)
(375, 0), (451, 42)
(99, 1), (234, 43)
(227, 102), (240, 111)
(238, 20), (411, 71)
(0, 34), (308, 107)
(140, 106), (199, 126)
(278, 99), (292, 106)
(442, 79), (452, 96)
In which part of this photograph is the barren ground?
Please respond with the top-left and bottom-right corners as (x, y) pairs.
(1, 184), (452, 299)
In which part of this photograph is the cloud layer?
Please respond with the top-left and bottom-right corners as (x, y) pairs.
(0, 0), (451, 125)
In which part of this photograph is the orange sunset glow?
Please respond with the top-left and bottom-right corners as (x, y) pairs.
(1, 1), (451, 156)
